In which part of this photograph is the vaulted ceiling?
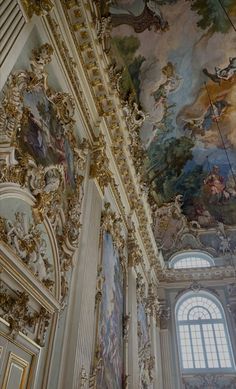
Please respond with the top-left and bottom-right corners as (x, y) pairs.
(108, 0), (236, 259)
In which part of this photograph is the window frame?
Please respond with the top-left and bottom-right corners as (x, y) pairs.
(169, 251), (215, 269)
(175, 291), (236, 374)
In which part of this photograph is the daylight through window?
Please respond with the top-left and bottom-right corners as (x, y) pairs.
(176, 292), (235, 371)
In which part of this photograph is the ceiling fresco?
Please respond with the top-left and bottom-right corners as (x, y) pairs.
(108, 0), (236, 253)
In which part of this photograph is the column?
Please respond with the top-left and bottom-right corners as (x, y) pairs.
(160, 327), (174, 389)
(150, 315), (163, 389)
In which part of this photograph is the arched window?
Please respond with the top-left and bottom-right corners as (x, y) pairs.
(169, 251), (214, 269)
(176, 292), (235, 372)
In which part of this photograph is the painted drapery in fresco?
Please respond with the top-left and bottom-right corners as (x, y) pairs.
(97, 232), (124, 389)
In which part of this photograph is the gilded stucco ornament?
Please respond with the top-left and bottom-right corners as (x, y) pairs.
(95, 265), (105, 308)
(123, 100), (147, 176)
(136, 273), (146, 303)
(0, 44), (90, 305)
(0, 212), (54, 290)
(60, 2), (162, 275)
(100, 203), (125, 258)
(20, 0), (54, 19)
(90, 134), (113, 193)
(145, 282), (159, 317)
(123, 313), (131, 343)
(127, 226), (142, 268)
(155, 300), (170, 330)
(107, 63), (123, 93)
(0, 44), (53, 146)
(139, 342), (155, 388)
(80, 366), (89, 388)
(0, 285), (51, 346)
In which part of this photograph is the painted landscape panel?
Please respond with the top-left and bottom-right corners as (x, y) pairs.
(97, 232), (124, 389)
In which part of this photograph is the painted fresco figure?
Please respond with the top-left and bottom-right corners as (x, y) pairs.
(203, 166), (230, 203)
(203, 57), (236, 83)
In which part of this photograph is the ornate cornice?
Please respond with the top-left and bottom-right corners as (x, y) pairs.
(159, 265), (236, 283)
(55, 0), (161, 274)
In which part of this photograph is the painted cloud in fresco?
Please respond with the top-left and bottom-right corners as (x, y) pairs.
(110, 0), (236, 229)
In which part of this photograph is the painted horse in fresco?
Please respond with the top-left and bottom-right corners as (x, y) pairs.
(111, 0), (169, 33)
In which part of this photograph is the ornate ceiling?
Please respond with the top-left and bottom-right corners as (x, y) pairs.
(108, 0), (236, 258)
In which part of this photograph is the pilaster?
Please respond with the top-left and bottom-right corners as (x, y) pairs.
(58, 180), (102, 389)
(128, 267), (139, 388)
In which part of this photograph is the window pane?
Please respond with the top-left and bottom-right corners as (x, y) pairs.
(173, 257), (211, 269)
(190, 325), (205, 368)
(202, 324), (219, 368)
(177, 294), (234, 372)
(177, 296), (222, 321)
(214, 324), (232, 368)
(179, 325), (194, 368)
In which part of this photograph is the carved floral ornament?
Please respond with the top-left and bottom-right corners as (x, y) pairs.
(0, 43), (90, 308)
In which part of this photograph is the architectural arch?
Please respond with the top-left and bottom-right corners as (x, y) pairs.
(175, 290), (235, 373)
(169, 251), (215, 269)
